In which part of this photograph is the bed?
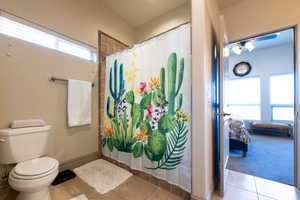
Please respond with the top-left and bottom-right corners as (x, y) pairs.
(228, 117), (251, 157)
(250, 122), (293, 137)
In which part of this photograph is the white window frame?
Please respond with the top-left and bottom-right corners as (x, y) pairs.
(270, 73), (294, 122)
(225, 76), (261, 120)
(0, 11), (97, 62)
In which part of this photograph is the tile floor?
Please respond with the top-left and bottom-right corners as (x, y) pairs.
(1, 176), (184, 200)
(213, 170), (300, 200)
(1, 170), (300, 200)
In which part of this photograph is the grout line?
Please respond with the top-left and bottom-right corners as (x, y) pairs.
(229, 171), (260, 199)
(258, 194), (279, 200)
(253, 176), (282, 200)
(253, 175), (259, 195)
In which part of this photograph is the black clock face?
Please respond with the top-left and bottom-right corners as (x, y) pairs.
(233, 62), (251, 77)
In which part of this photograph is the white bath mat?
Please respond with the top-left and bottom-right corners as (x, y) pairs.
(70, 194), (88, 200)
(74, 159), (132, 194)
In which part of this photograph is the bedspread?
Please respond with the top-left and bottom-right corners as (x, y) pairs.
(228, 117), (251, 144)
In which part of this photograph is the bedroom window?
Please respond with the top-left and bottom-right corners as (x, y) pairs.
(0, 14), (97, 62)
(225, 77), (261, 120)
(270, 74), (294, 121)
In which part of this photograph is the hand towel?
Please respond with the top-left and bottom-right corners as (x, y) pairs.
(10, 119), (46, 129)
(68, 79), (92, 127)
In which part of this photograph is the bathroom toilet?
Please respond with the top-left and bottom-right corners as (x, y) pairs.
(0, 125), (59, 200)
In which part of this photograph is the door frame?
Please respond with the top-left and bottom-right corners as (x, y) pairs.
(212, 28), (221, 193)
(293, 25), (299, 188)
(213, 15), (230, 197)
(223, 26), (299, 188)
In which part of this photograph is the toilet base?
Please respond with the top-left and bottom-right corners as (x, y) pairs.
(17, 188), (51, 200)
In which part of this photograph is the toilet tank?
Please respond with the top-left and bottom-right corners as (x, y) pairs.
(0, 126), (51, 164)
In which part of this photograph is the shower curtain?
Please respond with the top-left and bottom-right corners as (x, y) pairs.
(102, 24), (191, 192)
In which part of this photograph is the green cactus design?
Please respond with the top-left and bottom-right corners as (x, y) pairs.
(103, 53), (189, 171)
(144, 130), (167, 161)
(160, 53), (184, 115)
(160, 68), (166, 97)
(107, 60), (125, 119)
(146, 120), (188, 170)
(105, 60), (134, 153)
(125, 91), (142, 135)
(145, 53), (187, 169)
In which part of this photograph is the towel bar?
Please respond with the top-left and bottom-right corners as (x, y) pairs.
(49, 77), (95, 87)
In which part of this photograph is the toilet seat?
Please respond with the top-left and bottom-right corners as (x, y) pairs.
(11, 157), (59, 180)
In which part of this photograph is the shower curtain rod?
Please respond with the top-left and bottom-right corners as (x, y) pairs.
(49, 77), (95, 87)
(126, 21), (190, 50)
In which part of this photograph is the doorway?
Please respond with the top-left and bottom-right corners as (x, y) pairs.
(222, 27), (296, 186)
(214, 27), (298, 197)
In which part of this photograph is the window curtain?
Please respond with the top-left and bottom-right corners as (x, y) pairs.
(102, 24), (191, 192)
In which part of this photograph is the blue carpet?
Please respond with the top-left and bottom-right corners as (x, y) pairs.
(227, 134), (294, 185)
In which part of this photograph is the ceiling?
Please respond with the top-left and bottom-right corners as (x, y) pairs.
(229, 29), (294, 55)
(101, 0), (189, 27)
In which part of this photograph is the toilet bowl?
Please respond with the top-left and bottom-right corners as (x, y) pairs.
(9, 157), (59, 200)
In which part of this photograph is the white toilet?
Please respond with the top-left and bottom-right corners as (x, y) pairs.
(0, 125), (59, 200)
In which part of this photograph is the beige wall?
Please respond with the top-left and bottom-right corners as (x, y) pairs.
(0, 0), (135, 46)
(0, 35), (99, 164)
(135, 3), (191, 42)
(221, 0), (300, 42)
(0, 0), (137, 167)
(191, 0), (221, 199)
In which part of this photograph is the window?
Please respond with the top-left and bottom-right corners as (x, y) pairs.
(225, 77), (261, 120)
(270, 74), (294, 121)
(0, 15), (97, 62)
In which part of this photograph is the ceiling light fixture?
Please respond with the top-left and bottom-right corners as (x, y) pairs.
(232, 45), (242, 55)
(245, 41), (255, 52)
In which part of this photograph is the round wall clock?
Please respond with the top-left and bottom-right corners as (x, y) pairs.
(233, 62), (252, 77)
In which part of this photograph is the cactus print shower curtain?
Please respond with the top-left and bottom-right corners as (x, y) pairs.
(102, 24), (191, 191)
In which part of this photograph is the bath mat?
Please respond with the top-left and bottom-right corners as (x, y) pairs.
(74, 159), (132, 194)
(70, 194), (88, 200)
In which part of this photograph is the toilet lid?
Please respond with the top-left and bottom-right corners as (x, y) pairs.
(13, 157), (58, 177)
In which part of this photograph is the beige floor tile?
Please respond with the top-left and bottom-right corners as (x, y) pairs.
(50, 184), (72, 200)
(146, 188), (183, 200)
(227, 170), (257, 193)
(1, 175), (185, 200)
(213, 185), (258, 200)
(89, 191), (126, 200)
(58, 177), (98, 198)
(49, 177), (99, 200)
(255, 176), (300, 200)
(111, 176), (157, 200)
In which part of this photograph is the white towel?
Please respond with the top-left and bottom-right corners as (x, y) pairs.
(68, 79), (92, 127)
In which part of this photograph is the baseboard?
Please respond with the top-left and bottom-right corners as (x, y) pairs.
(59, 152), (99, 172)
